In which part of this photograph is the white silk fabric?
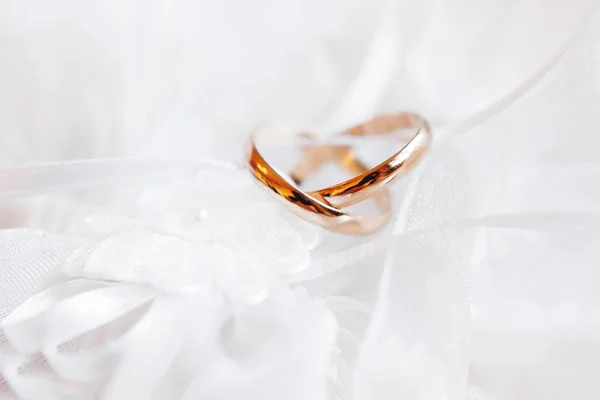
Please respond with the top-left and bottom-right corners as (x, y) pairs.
(1, 1), (600, 399)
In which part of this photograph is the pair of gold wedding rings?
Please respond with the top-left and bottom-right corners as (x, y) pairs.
(247, 112), (431, 236)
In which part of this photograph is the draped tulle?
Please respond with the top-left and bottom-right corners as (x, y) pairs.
(1, 1), (600, 399)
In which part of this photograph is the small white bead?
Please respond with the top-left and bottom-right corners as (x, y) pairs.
(183, 209), (209, 228)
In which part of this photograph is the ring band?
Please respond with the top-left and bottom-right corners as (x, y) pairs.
(246, 112), (431, 235)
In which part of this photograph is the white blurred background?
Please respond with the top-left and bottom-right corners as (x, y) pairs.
(0, 0), (594, 162)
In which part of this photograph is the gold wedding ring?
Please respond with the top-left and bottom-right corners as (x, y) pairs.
(246, 112), (431, 235)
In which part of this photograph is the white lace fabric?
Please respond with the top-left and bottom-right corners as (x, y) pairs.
(1, 1), (600, 399)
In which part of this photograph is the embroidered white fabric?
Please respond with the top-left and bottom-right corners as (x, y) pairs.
(1, 1), (600, 399)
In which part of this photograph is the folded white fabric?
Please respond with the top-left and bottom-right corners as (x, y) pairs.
(1, 1), (600, 399)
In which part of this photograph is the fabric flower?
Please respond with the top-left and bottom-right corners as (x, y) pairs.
(0, 167), (335, 399)
(62, 167), (321, 303)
